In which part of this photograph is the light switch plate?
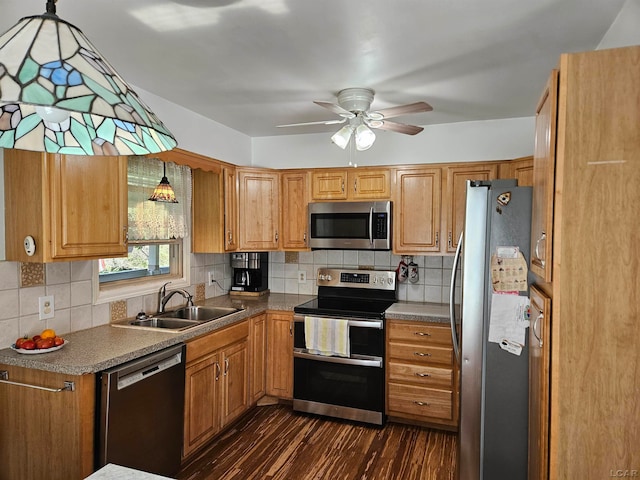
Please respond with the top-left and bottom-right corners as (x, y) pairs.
(39, 295), (55, 320)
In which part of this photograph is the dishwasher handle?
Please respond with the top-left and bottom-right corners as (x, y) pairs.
(116, 348), (184, 390)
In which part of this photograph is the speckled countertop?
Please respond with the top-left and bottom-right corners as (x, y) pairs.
(0, 293), (450, 375)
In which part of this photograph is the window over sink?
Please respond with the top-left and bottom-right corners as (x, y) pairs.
(94, 157), (192, 303)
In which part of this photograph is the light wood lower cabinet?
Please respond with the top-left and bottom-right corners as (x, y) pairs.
(0, 365), (95, 480)
(183, 321), (249, 458)
(249, 313), (267, 404)
(386, 320), (459, 430)
(266, 311), (293, 399)
(528, 286), (551, 480)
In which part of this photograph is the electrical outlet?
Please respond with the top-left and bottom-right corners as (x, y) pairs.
(298, 271), (306, 284)
(38, 295), (55, 320)
(208, 271), (215, 286)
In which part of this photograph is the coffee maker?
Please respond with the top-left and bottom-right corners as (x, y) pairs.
(231, 252), (268, 292)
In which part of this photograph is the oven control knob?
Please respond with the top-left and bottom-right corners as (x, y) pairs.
(318, 274), (325, 281)
(326, 274), (332, 281)
(387, 277), (393, 285)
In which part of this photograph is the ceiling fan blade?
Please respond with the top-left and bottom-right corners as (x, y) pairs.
(371, 120), (424, 135)
(370, 101), (433, 119)
(313, 101), (356, 118)
(277, 118), (347, 128)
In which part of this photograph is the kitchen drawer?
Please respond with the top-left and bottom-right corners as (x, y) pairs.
(388, 383), (453, 420)
(388, 321), (452, 346)
(186, 320), (248, 364)
(388, 361), (453, 389)
(388, 342), (453, 366)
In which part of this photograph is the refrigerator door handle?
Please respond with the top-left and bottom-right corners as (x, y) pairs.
(449, 231), (463, 364)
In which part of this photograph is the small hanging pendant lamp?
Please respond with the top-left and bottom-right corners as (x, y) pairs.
(149, 162), (178, 203)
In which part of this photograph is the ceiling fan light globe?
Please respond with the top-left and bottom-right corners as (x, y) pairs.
(331, 125), (353, 149)
(355, 124), (375, 151)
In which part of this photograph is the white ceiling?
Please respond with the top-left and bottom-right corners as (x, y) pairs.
(1, 0), (626, 138)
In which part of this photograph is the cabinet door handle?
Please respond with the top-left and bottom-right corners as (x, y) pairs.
(275, 231), (279, 242)
(414, 352), (432, 357)
(414, 332), (431, 337)
(123, 226), (129, 243)
(224, 358), (229, 376)
(215, 361), (221, 381)
(341, 182), (345, 193)
(228, 231), (233, 245)
(354, 179), (357, 193)
(289, 322), (293, 336)
(415, 372), (431, 378)
(303, 232), (307, 244)
(414, 401), (430, 406)
(435, 232), (439, 248)
(535, 232), (546, 267)
(532, 311), (544, 348)
(448, 231), (452, 248)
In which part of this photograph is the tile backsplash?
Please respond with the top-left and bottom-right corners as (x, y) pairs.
(268, 251), (460, 304)
(0, 250), (458, 349)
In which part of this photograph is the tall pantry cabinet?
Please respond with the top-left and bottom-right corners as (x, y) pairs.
(528, 45), (640, 479)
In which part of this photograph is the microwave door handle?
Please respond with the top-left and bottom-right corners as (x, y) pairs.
(369, 207), (374, 245)
(449, 232), (462, 364)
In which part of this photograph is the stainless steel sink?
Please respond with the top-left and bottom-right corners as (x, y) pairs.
(112, 306), (244, 332)
(157, 306), (241, 321)
(128, 317), (202, 331)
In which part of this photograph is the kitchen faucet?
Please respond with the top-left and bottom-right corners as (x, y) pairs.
(158, 282), (193, 313)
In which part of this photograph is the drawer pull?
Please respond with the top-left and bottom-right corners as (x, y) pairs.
(414, 332), (431, 336)
(414, 401), (430, 406)
(415, 372), (431, 378)
(414, 352), (432, 357)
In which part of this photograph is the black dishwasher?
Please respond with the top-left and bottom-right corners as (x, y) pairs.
(96, 343), (186, 476)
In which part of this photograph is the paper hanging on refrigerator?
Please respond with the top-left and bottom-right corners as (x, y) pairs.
(488, 293), (530, 347)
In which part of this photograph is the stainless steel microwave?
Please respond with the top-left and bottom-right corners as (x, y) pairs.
(308, 201), (392, 250)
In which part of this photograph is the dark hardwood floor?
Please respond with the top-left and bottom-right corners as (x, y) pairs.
(178, 405), (457, 480)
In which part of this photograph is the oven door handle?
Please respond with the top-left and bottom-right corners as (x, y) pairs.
(293, 349), (383, 368)
(293, 315), (383, 330)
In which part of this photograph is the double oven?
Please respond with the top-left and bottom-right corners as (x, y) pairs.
(293, 268), (396, 425)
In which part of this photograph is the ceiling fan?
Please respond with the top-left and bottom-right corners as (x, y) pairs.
(277, 87), (432, 151)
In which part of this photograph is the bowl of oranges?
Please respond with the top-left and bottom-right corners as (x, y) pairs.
(11, 329), (67, 354)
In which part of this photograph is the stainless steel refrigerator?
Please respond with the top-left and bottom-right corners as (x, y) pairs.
(449, 179), (531, 480)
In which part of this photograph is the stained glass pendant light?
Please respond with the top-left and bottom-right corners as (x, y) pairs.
(149, 162), (178, 203)
(0, 0), (177, 155)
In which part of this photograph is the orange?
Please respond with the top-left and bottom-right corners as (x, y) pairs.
(40, 328), (56, 339)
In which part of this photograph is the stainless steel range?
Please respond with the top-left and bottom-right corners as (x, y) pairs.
(293, 268), (397, 425)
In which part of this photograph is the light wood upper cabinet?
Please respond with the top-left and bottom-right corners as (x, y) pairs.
(311, 168), (391, 200)
(392, 167), (442, 253)
(311, 169), (348, 200)
(280, 171), (309, 250)
(499, 156), (534, 187)
(191, 166), (238, 253)
(238, 169), (280, 251)
(223, 167), (239, 251)
(348, 168), (391, 199)
(530, 70), (558, 283)
(443, 163), (499, 253)
(4, 149), (127, 262)
(266, 311), (293, 399)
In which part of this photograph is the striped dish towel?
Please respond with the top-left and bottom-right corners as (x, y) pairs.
(304, 316), (350, 357)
